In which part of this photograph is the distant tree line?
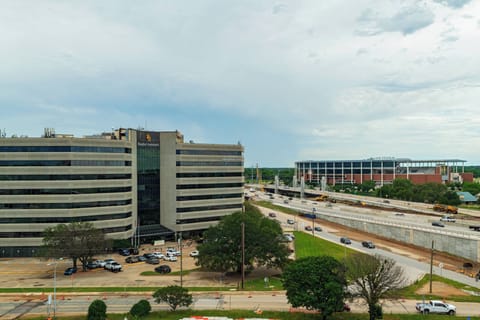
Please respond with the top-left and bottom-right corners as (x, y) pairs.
(465, 166), (480, 178)
(244, 167), (295, 186)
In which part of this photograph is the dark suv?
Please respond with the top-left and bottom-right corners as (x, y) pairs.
(340, 237), (351, 245)
(155, 265), (171, 274)
(362, 241), (375, 249)
(64, 267), (77, 275)
(118, 248), (131, 256)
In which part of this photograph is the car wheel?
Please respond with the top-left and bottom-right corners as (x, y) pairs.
(448, 310), (455, 316)
(423, 309), (429, 315)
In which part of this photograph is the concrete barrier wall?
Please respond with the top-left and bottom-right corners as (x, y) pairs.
(319, 213), (480, 262)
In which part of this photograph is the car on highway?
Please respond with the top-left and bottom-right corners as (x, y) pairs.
(314, 226), (322, 232)
(283, 200), (289, 204)
(268, 212), (276, 218)
(287, 219), (295, 225)
(340, 237), (351, 245)
(189, 250), (199, 257)
(362, 241), (375, 249)
(432, 221), (445, 228)
(155, 265), (171, 274)
(440, 216), (456, 223)
(304, 225), (313, 231)
(64, 267), (77, 276)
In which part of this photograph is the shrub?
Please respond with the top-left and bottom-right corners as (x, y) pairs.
(87, 299), (107, 320)
(129, 299), (151, 318)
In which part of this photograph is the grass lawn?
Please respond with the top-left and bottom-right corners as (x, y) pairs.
(294, 231), (357, 261)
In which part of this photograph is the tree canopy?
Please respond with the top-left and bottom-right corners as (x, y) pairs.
(282, 256), (346, 320)
(345, 253), (406, 320)
(153, 285), (193, 311)
(42, 222), (111, 270)
(196, 202), (290, 273)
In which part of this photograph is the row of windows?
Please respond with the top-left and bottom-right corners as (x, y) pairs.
(176, 172), (243, 178)
(176, 161), (242, 167)
(0, 146), (131, 153)
(176, 150), (242, 156)
(176, 183), (243, 189)
(0, 160), (131, 167)
(176, 216), (223, 224)
(0, 212), (132, 223)
(176, 203), (242, 213)
(0, 174), (132, 181)
(0, 225), (132, 238)
(0, 199), (131, 209)
(176, 193), (242, 201)
(0, 187), (131, 195)
(298, 161), (397, 169)
(304, 169), (396, 175)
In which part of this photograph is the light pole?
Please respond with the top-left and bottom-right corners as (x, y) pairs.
(179, 232), (183, 287)
(47, 258), (63, 319)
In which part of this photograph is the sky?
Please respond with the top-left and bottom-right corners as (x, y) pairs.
(1, 0), (479, 167)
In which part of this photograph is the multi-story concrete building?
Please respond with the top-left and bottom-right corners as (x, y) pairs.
(295, 157), (473, 186)
(0, 128), (244, 256)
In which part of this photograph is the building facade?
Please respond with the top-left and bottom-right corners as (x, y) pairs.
(295, 157), (473, 186)
(0, 128), (244, 256)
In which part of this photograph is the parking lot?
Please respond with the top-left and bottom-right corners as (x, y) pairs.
(0, 242), (237, 289)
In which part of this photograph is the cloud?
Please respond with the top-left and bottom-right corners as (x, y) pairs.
(357, 5), (435, 36)
(434, 0), (472, 8)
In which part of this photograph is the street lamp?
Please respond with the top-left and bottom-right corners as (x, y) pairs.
(47, 258), (63, 319)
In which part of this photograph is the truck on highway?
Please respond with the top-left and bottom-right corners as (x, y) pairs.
(415, 300), (456, 315)
(433, 204), (458, 214)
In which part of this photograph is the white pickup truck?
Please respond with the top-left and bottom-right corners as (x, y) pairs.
(104, 261), (122, 272)
(416, 300), (456, 315)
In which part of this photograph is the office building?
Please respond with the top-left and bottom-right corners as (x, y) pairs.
(295, 157), (472, 186)
(0, 128), (244, 256)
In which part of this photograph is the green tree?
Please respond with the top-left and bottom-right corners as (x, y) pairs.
(462, 182), (480, 196)
(360, 180), (376, 193)
(196, 202), (290, 272)
(129, 299), (151, 318)
(153, 285), (193, 311)
(282, 256), (346, 320)
(87, 299), (107, 320)
(42, 222), (111, 271)
(345, 253), (406, 320)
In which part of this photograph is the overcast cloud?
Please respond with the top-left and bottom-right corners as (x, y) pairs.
(0, 0), (479, 166)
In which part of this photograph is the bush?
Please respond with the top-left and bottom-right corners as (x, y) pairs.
(87, 299), (107, 320)
(129, 299), (151, 318)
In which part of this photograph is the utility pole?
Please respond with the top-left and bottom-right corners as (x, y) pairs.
(179, 232), (183, 287)
(429, 240), (434, 293)
(241, 221), (245, 290)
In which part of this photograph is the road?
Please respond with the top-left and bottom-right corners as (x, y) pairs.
(2, 292), (480, 318)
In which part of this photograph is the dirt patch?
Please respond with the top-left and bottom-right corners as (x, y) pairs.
(415, 281), (469, 297)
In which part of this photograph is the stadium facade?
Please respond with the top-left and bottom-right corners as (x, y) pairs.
(295, 157), (473, 186)
(0, 128), (244, 256)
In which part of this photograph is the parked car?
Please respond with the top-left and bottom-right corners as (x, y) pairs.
(86, 261), (99, 269)
(64, 267), (77, 276)
(146, 257), (160, 265)
(304, 226), (313, 231)
(125, 256), (139, 263)
(164, 255), (178, 262)
(137, 256), (147, 262)
(104, 258), (115, 264)
(143, 253), (156, 259)
(189, 250), (199, 257)
(155, 265), (172, 274)
(152, 252), (165, 259)
(118, 248), (130, 256)
(287, 219), (295, 225)
(283, 235), (293, 242)
(314, 226), (322, 232)
(104, 261), (122, 272)
(94, 260), (106, 268)
(362, 241), (375, 249)
(340, 237), (351, 244)
(432, 221), (445, 228)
